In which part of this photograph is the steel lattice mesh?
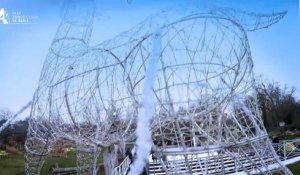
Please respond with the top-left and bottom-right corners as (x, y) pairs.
(24, 1), (291, 174)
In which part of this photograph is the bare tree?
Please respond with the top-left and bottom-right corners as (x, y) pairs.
(255, 78), (299, 130)
(0, 109), (13, 121)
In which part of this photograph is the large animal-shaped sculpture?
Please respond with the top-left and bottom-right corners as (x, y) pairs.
(24, 0), (291, 174)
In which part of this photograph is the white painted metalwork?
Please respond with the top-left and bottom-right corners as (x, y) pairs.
(24, 0), (291, 174)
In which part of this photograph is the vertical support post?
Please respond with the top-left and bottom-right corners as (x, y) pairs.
(234, 157), (237, 172)
(220, 151), (225, 174)
(283, 141), (287, 161)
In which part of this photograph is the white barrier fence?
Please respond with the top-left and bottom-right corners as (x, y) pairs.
(112, 156), (131, 175)
(113, 139), (300, 175)
(273, 139), (300, 161)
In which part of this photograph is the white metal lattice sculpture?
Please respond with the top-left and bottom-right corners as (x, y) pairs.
(24, 0), (291, 174)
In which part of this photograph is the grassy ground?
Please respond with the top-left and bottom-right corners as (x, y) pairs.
(287, 161), (300, 174)
(0, 151), (78, 175)
(1, 152), (300, 175)
(0, 150), (105, 175)
(0, 153), (25, 175)
(40, 151), (77, 175)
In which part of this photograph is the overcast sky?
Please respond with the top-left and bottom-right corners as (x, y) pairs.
(0, 0), (299, 115)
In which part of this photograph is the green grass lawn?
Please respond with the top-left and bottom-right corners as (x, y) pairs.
(0, 150), (105, 175)
(0, 151), (78, 175)
(40, 151), (77, 175)
(287, 161), (300, 174)
(1, 152), (300, 175)
(0, 154), (25, 175)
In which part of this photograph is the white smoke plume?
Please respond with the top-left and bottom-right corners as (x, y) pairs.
(128, 28), (162, 175)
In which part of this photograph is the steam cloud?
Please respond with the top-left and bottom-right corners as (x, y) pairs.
(128, 28), (162, 175)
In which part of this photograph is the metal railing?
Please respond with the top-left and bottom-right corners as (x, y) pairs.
(112, 156), (131, 175)
(112, 139), (300, 175)
(273, 139), (300, 161)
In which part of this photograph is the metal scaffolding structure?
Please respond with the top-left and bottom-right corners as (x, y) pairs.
(24, 0), (291, 174)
